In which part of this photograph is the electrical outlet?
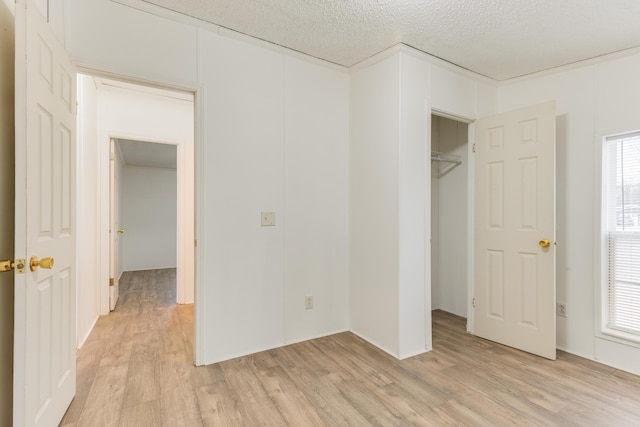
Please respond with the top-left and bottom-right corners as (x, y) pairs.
(556, 302), (567, 318)
(305, 295), (313, 310)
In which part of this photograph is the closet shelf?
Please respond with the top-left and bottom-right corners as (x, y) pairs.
(431, 151), (462, 166)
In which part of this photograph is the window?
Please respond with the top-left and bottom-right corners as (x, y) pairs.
(604, 132), (640, 340)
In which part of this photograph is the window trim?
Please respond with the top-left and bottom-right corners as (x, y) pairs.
(597, 130), (640, 349)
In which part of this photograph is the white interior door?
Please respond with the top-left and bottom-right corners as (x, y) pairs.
(473, 101), (556, 360)
(14, 1), (77, 425)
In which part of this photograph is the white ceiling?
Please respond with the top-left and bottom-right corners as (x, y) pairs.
(117, 139), (177, 169)
(140, 0), (640, 80)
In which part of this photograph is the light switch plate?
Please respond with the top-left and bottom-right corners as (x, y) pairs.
(261, 211), (275, 226)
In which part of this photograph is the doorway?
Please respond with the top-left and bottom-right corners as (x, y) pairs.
(76, 73), (195, 349)
(110, 139), (179, 309)
(430, 114), (470, 331)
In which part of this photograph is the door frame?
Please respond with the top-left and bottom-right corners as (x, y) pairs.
(75, 65), (205, 365)
(427, 105), (477, 342)
(109, 137), (120, 311)
(101, 133), (187, 307)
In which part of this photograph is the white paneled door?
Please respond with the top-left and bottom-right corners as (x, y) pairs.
(14, 1), (77, 426)
(473, 101), (556, 360)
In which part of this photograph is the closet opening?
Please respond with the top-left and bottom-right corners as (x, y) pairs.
(430, 113), (470, 338)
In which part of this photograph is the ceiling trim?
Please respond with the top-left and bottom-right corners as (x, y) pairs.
(113, 0), (217, 30)
(111, 0), (349, 72)
(498, 44), (640, 86)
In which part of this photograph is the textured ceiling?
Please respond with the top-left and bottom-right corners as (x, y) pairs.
(139, 0), (640, 80)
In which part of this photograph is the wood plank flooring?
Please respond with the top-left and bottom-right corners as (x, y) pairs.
(61, 269), (640, 426)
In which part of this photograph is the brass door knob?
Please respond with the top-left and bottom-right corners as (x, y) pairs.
(30, 256), (54, 272)
(539, 239), (551, 248)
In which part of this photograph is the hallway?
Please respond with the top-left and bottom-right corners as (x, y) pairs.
(60, 269), (199, 426)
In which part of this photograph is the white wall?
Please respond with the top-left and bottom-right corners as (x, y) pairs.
(69, 0), (197, 83)
(76, 74), (101, 346)
(198, 29), (286, 361)
(350, 54), (402, 356)
(499, 53), (640, 375)
(121, 165), (177, 271)
(197, 27), (350, 363)
(0, 3), (14, 424)
(430, 115), (468, 317)
(283, 56), (349, 344)
(398, 53), (430, 357)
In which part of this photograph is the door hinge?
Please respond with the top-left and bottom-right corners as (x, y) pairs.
(472, 143), (477, 153)
(472, 297), (476, 308)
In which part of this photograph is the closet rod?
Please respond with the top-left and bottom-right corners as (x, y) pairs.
(431, 151), (462, 166)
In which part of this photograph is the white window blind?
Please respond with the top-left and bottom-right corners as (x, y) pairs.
(606, 132), (640, 337)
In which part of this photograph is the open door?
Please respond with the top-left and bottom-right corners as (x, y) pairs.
(473, 101), (556, 360)
(14, 1), (77, 425)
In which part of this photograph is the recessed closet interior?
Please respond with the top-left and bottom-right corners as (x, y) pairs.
(431, 114), (469, 320)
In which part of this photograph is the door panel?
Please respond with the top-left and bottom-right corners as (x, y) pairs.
(14, 1), (76, 425)
(474, 101), (556, 360)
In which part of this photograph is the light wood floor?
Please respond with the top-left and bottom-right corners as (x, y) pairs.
(61, 269), (640, 426)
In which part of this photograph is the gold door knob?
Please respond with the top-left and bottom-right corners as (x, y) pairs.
(539, 239), (551, 248)
(30, 256), (54, 272)
(117, 229), (125, 234)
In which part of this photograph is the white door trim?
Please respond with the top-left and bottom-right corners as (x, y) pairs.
(424, 101), (433, 351)
(427, 103), (477, 337)
(74, 65), (204, 364)
(98, 131), (191, 310)
(466, 122), (476, 334)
